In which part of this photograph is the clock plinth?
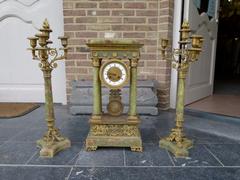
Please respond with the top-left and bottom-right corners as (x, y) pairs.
(86, 115), (142, 152)
(85, 39), (143, 152)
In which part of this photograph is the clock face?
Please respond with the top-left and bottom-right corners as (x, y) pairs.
(100, 61), (128, 89)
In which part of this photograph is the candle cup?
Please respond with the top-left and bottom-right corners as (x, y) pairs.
(58, 36), (68, 47)
(28, 37), (38, 48)
(36, 33), (48, 47)
(161, 38), (169, 49)
(191, 35), (203, 48)
(188, 48), (201, 61)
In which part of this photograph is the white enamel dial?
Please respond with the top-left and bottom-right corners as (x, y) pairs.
(101, 61), (128, 88)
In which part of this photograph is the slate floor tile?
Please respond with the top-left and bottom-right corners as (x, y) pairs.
(0, 166), (71, 180)
(205, 144), (240, 166)
(0, 142), (37, 164)
(60, 116), (89, 130)
(125, 143), (173, 166)
(10, 128), (46, 142)
(69, 167), (113, 180)
(60, 128), (88, 143)
(0, 127), (24, 141)
(69, 167), (240, 180)
(28, 142), (83, 165)
(170, 144), (222, 167)
(185, 129), (225, 144)
(76, 148), (124, 166)
(140, 127), (159, 144)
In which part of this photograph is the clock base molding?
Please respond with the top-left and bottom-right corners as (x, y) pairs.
(85, 115), (143, 152)
(85, 128), (143, 152)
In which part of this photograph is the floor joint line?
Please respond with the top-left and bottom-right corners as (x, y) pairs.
(203, 145), (224, 167)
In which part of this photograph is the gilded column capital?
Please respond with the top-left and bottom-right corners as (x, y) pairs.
(130, 58), (139, 68)
(92, 57), (101, 67)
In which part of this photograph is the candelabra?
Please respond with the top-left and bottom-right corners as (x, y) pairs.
(27, 19), (70, 158)
(159, 21), (203, 157)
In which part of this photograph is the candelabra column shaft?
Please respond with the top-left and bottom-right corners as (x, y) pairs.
(129, 66), (137, 116)
(43, 69), (55, 130)
(92, 60), (102, 116)
(175, 70), (186, 129)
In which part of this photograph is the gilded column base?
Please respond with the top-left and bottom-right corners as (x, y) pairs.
(159, 137), (193, 158)
(36, 129), (71, 158)
(85, 122), (142, 152)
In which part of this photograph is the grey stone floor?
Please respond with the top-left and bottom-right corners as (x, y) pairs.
(0, 105), (240, 180)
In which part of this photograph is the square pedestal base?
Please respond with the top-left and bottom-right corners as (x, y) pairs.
(85, 115), (142, 152)
(86, 134), (142, 152)
(159, 138), (193, 158)
(37, 138), (71, 158)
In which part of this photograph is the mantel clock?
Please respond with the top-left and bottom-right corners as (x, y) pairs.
(85, 39), (143, 152)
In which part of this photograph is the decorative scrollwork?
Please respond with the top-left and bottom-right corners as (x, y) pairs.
(90, 125), (139, 136)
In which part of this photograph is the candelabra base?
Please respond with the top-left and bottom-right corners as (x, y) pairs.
(159, 138), (193, 158)
(37, 137), (71, 158)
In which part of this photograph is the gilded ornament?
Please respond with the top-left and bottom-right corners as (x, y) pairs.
(85, 40), (143, 151)
(159, 21), (203, 157)
(27, 19), (71, 158)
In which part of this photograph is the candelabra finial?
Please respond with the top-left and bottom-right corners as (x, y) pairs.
(43, 19), (50, 29)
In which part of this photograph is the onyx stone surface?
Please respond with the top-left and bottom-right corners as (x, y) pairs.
(0, 105), (240, 180)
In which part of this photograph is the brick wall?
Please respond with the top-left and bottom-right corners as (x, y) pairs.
(63, 0), (174, 109)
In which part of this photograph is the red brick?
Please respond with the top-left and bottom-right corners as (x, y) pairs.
(67, 53), (87, 59)
(124, 2), (146, 9)
(124, 17), (146, 24)
(141, 54), (157, 60)
(87, 10), (110, 16)
(64, 17), (74, 24)
(159, 8), (173, 16)
(87, 25), (111, 31)
(63, 2), (73, 9)
(75, 2), (97, 8)
(123, 32), (145, 38)
(146, 32), (158, 38)
(69, 39), (87, 46)
(135, 25), (157, 31)
(75, 32), (97, 38)
(148, 2), (158, 9)
(112, 25), (134, 31)
(76, 61), (91, 66)
(64, 32), (74, 37)
(99, 2), (122, 8)
(138, 39), (157, 46)
(64, 10), (86, 16)
(76, 17), (97, 23)
(64, 25), (86, 31)
(136, 10), (158, 16)
(160, 1), (170, 9)
(112, 10), (134, 16)
(98, 17), (122, 24)
(148, 18), (158, 24)
(65, 60), (75, 66)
